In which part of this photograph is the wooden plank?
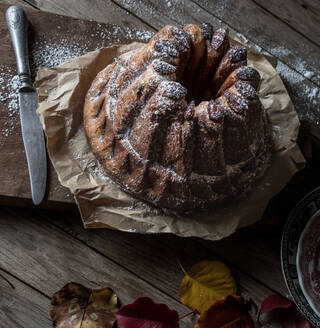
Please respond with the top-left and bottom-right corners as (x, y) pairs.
(2, 0), (33, 6)
(193, 0), (320, 86)
(201, 229), (287, 296)
(253, 0), (320, 47)
(0, 4), (154, 205)
(26, 0), (320, 84)
(23, 0), (153, 29)
(0, 269), (51, 328)
(112, 0), (202, 30)
(0, 207), (196, 327)
(37, 208), (285, 305)
(113, 0), (320, 124)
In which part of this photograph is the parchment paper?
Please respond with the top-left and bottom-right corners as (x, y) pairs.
(35, 39), (306, 241)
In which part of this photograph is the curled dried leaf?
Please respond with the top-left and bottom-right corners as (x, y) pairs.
(258, 294), (311, 328)
(50, 282), (119, 328)
(258, 294), (292, 323)
(195, 295), (254, 328)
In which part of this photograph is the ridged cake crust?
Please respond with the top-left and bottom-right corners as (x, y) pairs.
(84, 24), (271, 210)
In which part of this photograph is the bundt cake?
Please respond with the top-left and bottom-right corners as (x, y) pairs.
(84, 23), (271, 210)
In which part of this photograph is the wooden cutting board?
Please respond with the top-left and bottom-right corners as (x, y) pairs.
(0, 3), (154, 208)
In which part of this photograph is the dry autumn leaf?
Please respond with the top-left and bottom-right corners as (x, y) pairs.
(179, 260), (236, 314)
(50, 282), (119, 328)
(195, 295), (254, 328)
(258, 294), (292, 323)
(258, 294), (311, 328)
(116, 296), (179, 328)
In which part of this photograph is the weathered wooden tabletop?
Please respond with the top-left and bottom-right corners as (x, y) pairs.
(1, 0), (320, 327)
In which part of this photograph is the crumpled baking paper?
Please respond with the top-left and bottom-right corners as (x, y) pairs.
(35, 39), (306, 241)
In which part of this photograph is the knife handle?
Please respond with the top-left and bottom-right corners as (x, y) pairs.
(6, 6), (33, 91)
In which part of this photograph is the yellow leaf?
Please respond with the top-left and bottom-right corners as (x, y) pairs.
(179, 260), (236, 314)
(50, 282), (119, 328)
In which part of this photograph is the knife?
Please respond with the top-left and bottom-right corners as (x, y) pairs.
(6, 6), (47, 205)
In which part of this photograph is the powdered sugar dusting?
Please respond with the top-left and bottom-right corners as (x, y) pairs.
(119, 0), (192, 27)
(237, 66), (259, 81)
(154, 41), (179, 57)
(152, 59), (177, 75)
(211, 28), (227, 50)
(235, 81), (257, 100)
(31, 26), (154, 70)
(1, 38), (88, 138)
(228, 46), (247, 63)
(1, 23), (155, 139)
(225, 91), (248, 112)
(201, 23), (214, 40)
(272, 45), (318, 82)
(31, 39), (89, 69)
(272, 45), (291, 57)
(172, 27), (191, 51)
(235, 32), (263, 54)
(0, 68), (21, 138)
(234, 31), (320, 123)
(276, 61), (320, 123)
(92, 23), (154, 43)
(160, 80), (187, 100)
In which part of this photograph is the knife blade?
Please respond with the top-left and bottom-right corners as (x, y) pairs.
(6, 6), (47, 205)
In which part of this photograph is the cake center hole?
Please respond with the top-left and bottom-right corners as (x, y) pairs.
(181, 76), (215, 105)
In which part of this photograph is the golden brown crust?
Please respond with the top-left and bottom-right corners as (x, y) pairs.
(216, 66), (260, 97)
(202, 27), (230, 99)
(83, 24), (271, 210)
(210, 45), (247, 96)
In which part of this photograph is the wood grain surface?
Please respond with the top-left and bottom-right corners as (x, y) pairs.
(0, 207), (196, 327)
(2, 0), (32, 6)
(38, 208), (281, 305)
(194, 0), (320, 85)
(24, 0), (152, 28)
(0, 269), (51, 328)
(254, 0), (320, 47)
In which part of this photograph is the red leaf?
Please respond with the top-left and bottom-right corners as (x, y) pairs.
(116, 297), (179, 328)
(258, 294), (292, 322)
(258, 295), (311, 328)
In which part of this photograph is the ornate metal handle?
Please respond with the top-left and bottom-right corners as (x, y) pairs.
(6, 6), (32, 90)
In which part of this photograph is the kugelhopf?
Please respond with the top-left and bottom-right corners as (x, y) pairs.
(84, 23), (271, 210)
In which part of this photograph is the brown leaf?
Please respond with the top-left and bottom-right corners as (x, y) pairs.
(195, 295), (254, 328)
(50, 282), (119, 328)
